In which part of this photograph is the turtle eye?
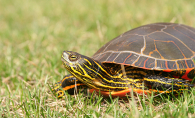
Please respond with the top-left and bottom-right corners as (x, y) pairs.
(69, 54), (78, 61)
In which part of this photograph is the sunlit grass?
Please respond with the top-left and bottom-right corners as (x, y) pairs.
(1, 0), (195, 117)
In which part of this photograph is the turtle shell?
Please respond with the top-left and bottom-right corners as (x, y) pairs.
(92, 23), (195, 71)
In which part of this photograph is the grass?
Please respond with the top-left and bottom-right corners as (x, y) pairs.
(1, 0), (195, 117)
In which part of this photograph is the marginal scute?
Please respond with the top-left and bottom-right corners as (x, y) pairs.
(144, 58), (155, 68)
(167, 61), (177, 70)
(134, 56), (149, 68)
(156, 60), (167, 69)
(106, 52), (120, 62)
(123, 53), (139, 65)
(177, 60), (188, 69)
(97, 52), (112, 62)
(186, 60), (195, 68)
(113, 52), (132, 64)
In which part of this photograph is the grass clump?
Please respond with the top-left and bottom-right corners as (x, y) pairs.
(1, 0), (195, 117)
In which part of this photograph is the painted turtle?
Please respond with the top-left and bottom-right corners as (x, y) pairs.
(53, 23), (195, 98)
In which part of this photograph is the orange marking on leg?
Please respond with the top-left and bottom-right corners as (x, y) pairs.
(123, 53), (132, 64)
(63, 83), (85, 91)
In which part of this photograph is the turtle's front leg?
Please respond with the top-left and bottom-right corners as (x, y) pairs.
(52, 74), (87, 98)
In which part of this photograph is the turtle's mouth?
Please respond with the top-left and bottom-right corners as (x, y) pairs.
(61, 52), (69, 65)
(61, 57), (69, 65)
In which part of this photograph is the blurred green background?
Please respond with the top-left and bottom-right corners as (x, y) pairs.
(1, 0), (195, 117)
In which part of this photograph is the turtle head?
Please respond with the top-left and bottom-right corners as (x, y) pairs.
(61, 51), (131, 92)
(61, 51), (105, 88)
